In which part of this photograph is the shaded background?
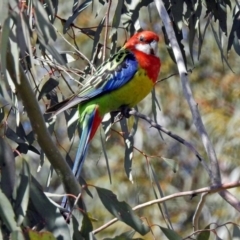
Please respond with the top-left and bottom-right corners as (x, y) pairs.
(1, 0), (240, 239)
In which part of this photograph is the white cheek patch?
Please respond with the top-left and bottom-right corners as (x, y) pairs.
(135, 43), (151, 55)
(135, 41), (158, 56)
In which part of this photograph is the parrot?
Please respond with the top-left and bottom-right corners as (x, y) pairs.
(46, 30), (161, 180)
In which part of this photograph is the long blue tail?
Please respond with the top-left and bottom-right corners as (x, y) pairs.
(62, 107), (98, 209)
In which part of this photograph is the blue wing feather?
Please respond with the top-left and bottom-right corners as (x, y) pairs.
(101, 54), (138, 92)
(80, 52), (138, 99)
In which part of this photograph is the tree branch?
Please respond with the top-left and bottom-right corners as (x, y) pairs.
(127, 108), (212, 176)
(154, 0), (240, 211)
(6, 48), (82, 209)
(93, 181), (240, 234)
(154, 0), (220, 185)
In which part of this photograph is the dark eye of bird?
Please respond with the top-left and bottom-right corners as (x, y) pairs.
(139, 36), (144, 42)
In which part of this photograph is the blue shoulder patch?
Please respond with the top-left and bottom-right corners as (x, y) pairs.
(102, 53), (138, 92)
(82, 53), (138, 99)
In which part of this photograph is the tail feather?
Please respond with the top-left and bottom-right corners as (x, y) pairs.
(74, 105), (102, 179)
(72, 121), (91, 179)
(46, 95), (89, 117)
(62, 105), (102, 209)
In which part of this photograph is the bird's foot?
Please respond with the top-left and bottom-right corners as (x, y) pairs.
(120, 106), (133, 118)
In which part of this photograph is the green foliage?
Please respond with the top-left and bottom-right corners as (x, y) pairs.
(0, 0), (240, 239)
(159, 226), (182, 240)
(95, 186), (150, 235)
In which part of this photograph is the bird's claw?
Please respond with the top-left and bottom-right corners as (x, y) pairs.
(121, 106), (132, 118)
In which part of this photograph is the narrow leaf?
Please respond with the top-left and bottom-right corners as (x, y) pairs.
(64, 0), (92, 33)
(0, 107), (4, 122)
(196, 224), (211, 240)
(102, 113), (115, 141)
(15, 159), (31, 226)
(28, 145), (40, 155)
(44, 0), (56, 23)
(104, 230), (136, 239)
(161, 157), (179, 173)
(79, 177), (93, 198)
(30, 176), (70, 239)
(27, 229), (57, 240)
(151, 89), (163, 139)
(120, 117), (134, 182)
(0, 137), (16, 198)
(71, 214), (85, 240)
(33, 0), (57, 41)
(110, 0), (123, 55)
(227, 9), (240, 56)
(100, 129), (112, 183)
(38, 78), (59, 100)
(0, 0), (8, 26)
(0, 189), (18, 232)
(6, 127), (26, 144)
(160, 226), (182, 240)
(210, 22), (234, 71)
(91, 16), (105, 63)
(95, 187), (150, 235)
(170, 0), (184, 30)
(80, 212), (94, 239)
(232, 224), (240, 238)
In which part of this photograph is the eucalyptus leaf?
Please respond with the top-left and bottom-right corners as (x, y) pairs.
(100, 129), (112, 183)
(120, 117), (134, 182)
(0, 107), (4, 122)
(63, 0), (92, 33)
(80, 212), (94, 239)
(0, 0), (8, 26)
(95, 187), (150, 236)
(232, 224), (240, 238)
(0, 138), (15, 198)
(91, 16), (105, 64)
(15, 159), (30, 226)
(227, 9), (240, 56)
(161, 157), (179, 173)
(30, 176), (70, 239)
(196, 224), (211, 240)
(0, 189), (18, 232)
(160, 226), (182, 240)
(38, 78), (59, 100)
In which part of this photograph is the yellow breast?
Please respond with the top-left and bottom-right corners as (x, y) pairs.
(94, 68), (154, 114)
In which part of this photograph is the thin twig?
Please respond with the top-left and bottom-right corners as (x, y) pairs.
(157, 67), (195, 83)
(92, 181), (240, 234)
(55, 15), (126, 31)
(66, 192), (82, 223)
(127, 108), (212, 177)
(183, 221), (240, 239)
(53, 25), (96, 72)
(33, 55), (84, 78)
(192, 192), (208, 232)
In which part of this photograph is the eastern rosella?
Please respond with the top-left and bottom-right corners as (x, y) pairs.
(47, 30), (161, 179)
